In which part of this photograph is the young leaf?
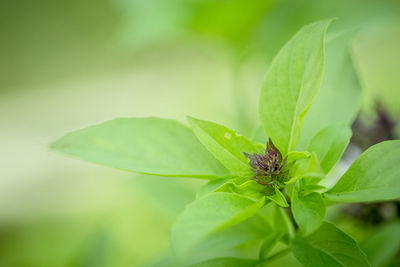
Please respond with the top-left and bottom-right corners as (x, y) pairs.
(291, 189), (325, 235)
(266, 187), (289, 207)
(287, 152), (324, 183)
(171, 192), (265, 259)
(298, 29), (362, 149)
(259, 19), (333, 155)
(325, 140), (400, 202)
(308, 124), (352, 173)
(287, 151), (311, 162)
(259, 232), (282, 259)
(51, 118), (228, 178)
(303, 184), (326, 193)
(197, 178), (231, 199)
(189, 257), (258, 267)
(216, 179), (269, 200)
(291, 222), (370, 267)
(187, 116), (263, 176)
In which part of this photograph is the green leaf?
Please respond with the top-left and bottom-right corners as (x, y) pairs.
(291, 188), (325, 235)
(308, 124), (352, 173)
(258, 248), (293, 266)
(291, 222), (370, 267)
(325, 140), (400, 202)
(216, 179), (270, 200)
(171, 192), (265, 260)
(266, 187), (289, 207)
(273, 205), (295, 242)
(361, 222), (400, 267)
(189, 257), (258, 267)
(187, 116), (263, 176)
(259, 19), (333, 155)
(287, 152), (324, 183)
(197, 178), (231, 199)
(189, 215), (272, 265)
(251, 125), (268, 144)
(303, 184), (326, 193)
(51, 118), (228, 178)
(133, 175), (198, 218)
(299, 29), (362, 149)
(259, 232), (282, 259)
(287, 151), (311, 162)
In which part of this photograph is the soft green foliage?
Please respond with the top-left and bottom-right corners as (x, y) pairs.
(325, 141), (400, 202)
(308, 124), (352, 173)
(288, 152), (324, 182)
(259, 19), (333, 155)
(51, 18), (400, 267)
(361, 222), (400, 266)
(291, 188), (325, 235)
(273, 204), (295, 242)
(287, 151), (311, 162)
(51, 118), (228, 178)
(187, 215), (273, 265)
(189, 257), (258, 267)
(259, 232), (282, 259)
(291, 222), (370, 266)
(251, 125), (268, 144)
(266, 187), (289, 207)
(197, 179), (231, 199)
(215, 178), (268, 200)
(170, 192), (264, 260)
(299, 29), (362, 149)
(187, 117), (262, 176)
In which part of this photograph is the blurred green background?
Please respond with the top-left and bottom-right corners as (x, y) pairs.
(1, 0), (400, 266)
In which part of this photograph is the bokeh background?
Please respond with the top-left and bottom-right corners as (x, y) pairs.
(1, 0), (400, 266)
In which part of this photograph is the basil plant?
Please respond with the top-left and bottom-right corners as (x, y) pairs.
(52, 19), (400, 267)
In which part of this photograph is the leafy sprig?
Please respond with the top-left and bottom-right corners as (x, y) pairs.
(51, 18), (400, 266)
